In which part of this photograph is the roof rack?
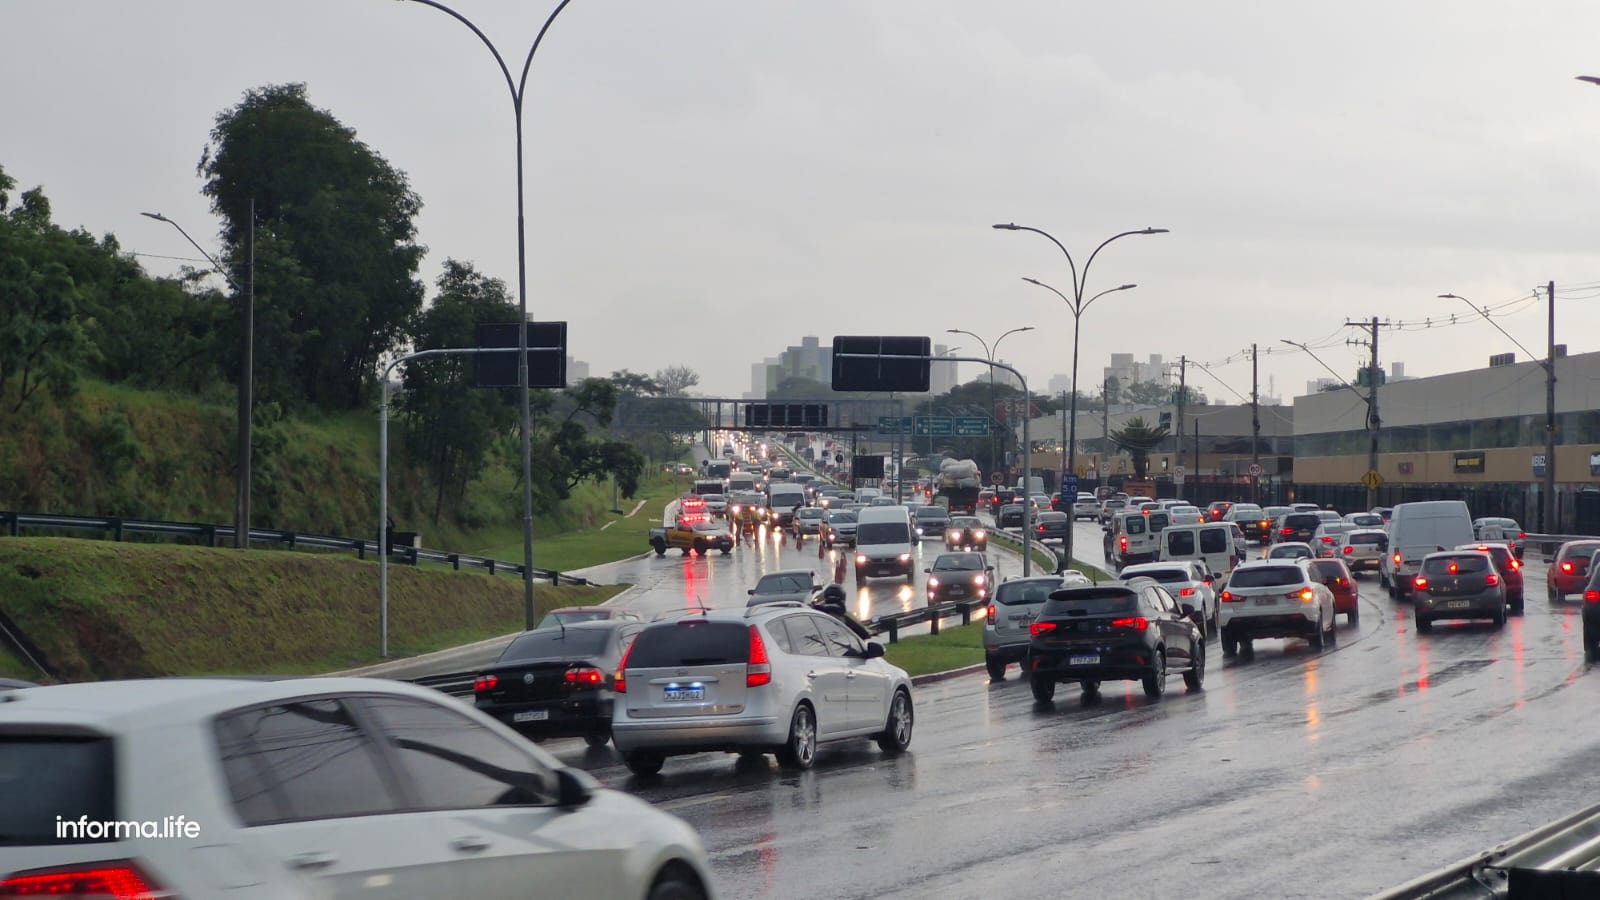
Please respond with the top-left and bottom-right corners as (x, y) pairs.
(745, 600), (808, 617)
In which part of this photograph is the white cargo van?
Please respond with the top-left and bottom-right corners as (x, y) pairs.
(726, 472), (756, 493)
(854, 506), (916, 583)
(1381, 500), (1473, 599)
(766, 484), (808, 526)
(1159, 522), (1237, 578)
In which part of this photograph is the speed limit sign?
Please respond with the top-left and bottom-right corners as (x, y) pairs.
(1248, 463), (1263, 477)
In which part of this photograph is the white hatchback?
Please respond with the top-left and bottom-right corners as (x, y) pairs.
(612, 605), (914, 776)
(0, 677), (715, 899)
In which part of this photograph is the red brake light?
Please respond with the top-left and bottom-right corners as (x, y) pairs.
(1220, 590), (1238, 602)
(1342, 545), (1353, 554)
(986, 605), (996, 625)
(1562, 562), (1574, 573)
(746, 625), (772, 687)
(1518, 532), (1526, 539)
(473, 674), (499, 694)
(1321, 536), (1334, 543)
(1585, 590), (1600, 603)
(1282, 527), (1294, 536)
(1485, 573), (1500, 587)
(614, 641), (635, 693)
(1414, 576), (1429, 590)
(1509, 559), (1521, 570)
(1178, 587), (1195, 596)
(1448, 562), (1459, 574)
(564, 666), (605, 686)
(1394, 552), (1403, 565)
(0, 863), (162, 899)
(1287, 588), (1314, 603)
(1110, 617), (1149, 631)
(1119, 536), (1128, 551)
(1029, 621), (1057, 636)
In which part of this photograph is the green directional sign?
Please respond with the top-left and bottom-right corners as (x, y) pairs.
(914, 416), (954, 436)
(877, 416), (912, 435)
(955, 416), (990, 436)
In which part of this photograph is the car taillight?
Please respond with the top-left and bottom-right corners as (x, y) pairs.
(747, 625), (771, 687)
(1518, 532), (1526, 540)
(1586, 590), (1600, 603)
(1485, 573), (1500, 587)
(1342, 545), (1353, 555)
(1561, 562), (1574, 573)
(1220, 590), (1239, 602)
(1029, 621), (1057, 636)
(1321, 536), (1334, 543)
(1288, 588), (1314, 603)
(1414, 576), (1428, 590)
(1110, 617), (1149, 631)
(1282, 527), (1294, 536)
(986, 605), (996, 625)
(1394, 552), (1404, 565)
(1509, 559), (1521, 570)
(1178, 587), (1195, 596)
(473, 674), (499, 694)
(614, 641), (635, 693)
(1119, 536), (1128, 551)
(1037, 525), (1045, 533)
(0, 862), (163, 899)
(565, 666), (605, 686)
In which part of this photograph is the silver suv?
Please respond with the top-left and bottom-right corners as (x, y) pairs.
(612, 605), (915, 776)
(1217, 559), (1336, 659)
(983, 573), (1089, 680)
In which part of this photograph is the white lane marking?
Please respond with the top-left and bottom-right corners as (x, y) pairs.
(624, 500), (647, 518)
(658, 792), (733, 812)
(599, 520), (617, 531)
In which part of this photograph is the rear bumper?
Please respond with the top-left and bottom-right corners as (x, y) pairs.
(1222, 612), (1317, 640)
(612, 715), (785, 753)
(1030, 644), (1154, 680)
(983, 633), (1029, 659)
(1416, 592), (1503, 619)
(478, 696), (612, 737)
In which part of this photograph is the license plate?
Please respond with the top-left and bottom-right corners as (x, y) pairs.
(1069, 654), (1100, 666)
(512, 710), (549, 723)
(1254, 597), (1276, 606)
(948, 586), (966, 596)
(1446, 600), (1472, 609)
(663, 687), (704, 702)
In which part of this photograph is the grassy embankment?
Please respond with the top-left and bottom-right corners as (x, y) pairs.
(0, 538), (623, 683)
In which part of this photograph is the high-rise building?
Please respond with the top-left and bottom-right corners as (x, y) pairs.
(565, 356), (590, 386)
(1103, 352), (1170, 391)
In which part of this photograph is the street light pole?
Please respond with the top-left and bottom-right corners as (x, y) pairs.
(997, 222), (1167, 572)
(398, 0), (578, 630)
(142, 206), (254, 550)
(947, 326), (1034, 483)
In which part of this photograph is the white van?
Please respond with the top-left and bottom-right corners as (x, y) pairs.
(1381, 500), (1473, 599)
(1159, 522), (1238, 579)
(854, 506), (916, 583)
(766, 484), (808, 526)
(726, 472), (756, 493)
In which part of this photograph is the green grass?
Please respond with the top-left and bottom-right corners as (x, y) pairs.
(0, 643), (36, 681)
(883, 622), (986, 677)
(472, 474), (692, 572)
(0, 538), (623, 681)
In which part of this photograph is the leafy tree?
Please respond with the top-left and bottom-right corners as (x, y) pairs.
(654, 365), (699, 397)
(608, 369), (663, 398)
(0, 171), (98, 411)
(398, 260), (519, 524)
(1110, 416), (1170, 480)
(1102, 375), (1122, 406)
(198, 83), (425, 411)
(540, 379), (645, 500)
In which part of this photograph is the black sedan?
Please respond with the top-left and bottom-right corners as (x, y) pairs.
(1026, 580), (1204, 703)
(926, 551), (993, 604)
(997, 504), (1026, 528)
(1034, 511), (1070, 542)
(473, 620), (641, 747)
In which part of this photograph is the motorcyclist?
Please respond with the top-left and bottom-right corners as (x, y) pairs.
(812, 584), (872, 640)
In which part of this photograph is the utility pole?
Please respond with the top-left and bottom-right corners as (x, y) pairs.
(1060, 390), (1069, 479)
(1344, 317), (1389, 511)
(1545, 280), (1558, 532)
(1175, 356), (1187, 473)
(1251, 343), (1261, 506)
(1102, 374), (1111, 484)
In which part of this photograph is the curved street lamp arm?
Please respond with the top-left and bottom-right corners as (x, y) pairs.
(1279, 338), (1369, 405)
(140, 212), (243, 294)
(946, 328), (993, 361)
(517, 0), (579, 102)
(1080, 229), (1167, 305)
(1438, 293), (1543, 368)
(1021, 277), (1074, 314)
(995, 224), (1079, 302)
(1080, 283), (1136, 318)
(400, 0), (519, 104)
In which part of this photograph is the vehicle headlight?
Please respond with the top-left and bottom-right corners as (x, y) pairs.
(898, 553), (912, 562)
(856, 554), (867, 565)
(928, 576), (940, 588)
(973, 530), (986, 538)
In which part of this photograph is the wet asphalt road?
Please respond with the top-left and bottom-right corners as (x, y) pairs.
(538, 520), (1600, 899)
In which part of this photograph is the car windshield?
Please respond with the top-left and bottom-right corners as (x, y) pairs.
(705, 494), (725, 502)
(1229, 566), (1304, 588)
(501, 628), (610, 661)
(756, 573), (813, 593)
(933, 554), (984, 571)
(950, 517), (981, 529)
(799, 509), (824, 519)
(857, 522), (909, 544)
(826, 511), (856, 523)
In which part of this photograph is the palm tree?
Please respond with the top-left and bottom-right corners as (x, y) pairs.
(1109, 416), (1170, 480)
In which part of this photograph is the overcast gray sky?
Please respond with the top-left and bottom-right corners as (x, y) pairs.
(6, 1), (1599, 401)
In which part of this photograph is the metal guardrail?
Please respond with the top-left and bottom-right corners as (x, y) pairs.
(410, 671), (477, 698)
(1372, 801), (1600, 898)
(1523, 533), (1600, 563)
(0, 510), (591, 586)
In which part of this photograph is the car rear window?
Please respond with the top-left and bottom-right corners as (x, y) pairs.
(1126, 568), (1188, 584)
(1122, 517), (1146, 535)
(1423, 555), (1489, 575)
(1310, 560), (1347, 580)
(1229, 566), (1304, 588)
(1199, 528), (1230, 553)
(0, 736), (115, 845)
(1043, 588), (1138, 616)
(915, 507), (948, 520)
(627, 621), (750, 667)
(757, 573), (813, 593)
(994, 578), (1064, 606)
(502, 628), (611, 661)
(1283, 514), (1321, 530)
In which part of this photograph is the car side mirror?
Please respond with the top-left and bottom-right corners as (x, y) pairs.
(747, 588), (756, 595)
(863, 641), (886, 659)
(1180, 603), (1197, 618)
(555, 767), (596, 806)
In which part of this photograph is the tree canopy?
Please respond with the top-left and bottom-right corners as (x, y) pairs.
(1110, 416), (1170, 480)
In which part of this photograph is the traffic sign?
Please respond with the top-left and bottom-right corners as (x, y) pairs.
(954, 416), (990, 436)
(1062, 474), (1079, 497)
(877, 416), (912, 435)
(1361, 469), (1384, 491)
(1174, 466), (1186, 477)
(913, 416), (954, 436)
(1248, 463), (1263, 477)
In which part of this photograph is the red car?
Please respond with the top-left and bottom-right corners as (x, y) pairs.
(1456, 542), (1524, 613)
(1206, 501), (1234, 521)
(1310, 558), (1360, 625)
(1550, 540), (1600, 604)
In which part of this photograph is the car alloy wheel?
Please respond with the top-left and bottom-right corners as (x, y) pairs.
(778, 704), (817, 770)
(1142, 651), (1167, 698)
(877, 690), (913, 754)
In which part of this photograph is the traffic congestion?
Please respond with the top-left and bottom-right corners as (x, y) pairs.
(8, 430), (1600, 899)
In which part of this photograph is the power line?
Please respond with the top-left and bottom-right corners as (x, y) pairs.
(129, 251), (215, 264)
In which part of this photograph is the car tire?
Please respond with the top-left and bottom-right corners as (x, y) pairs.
(1184, 643), (1205, 692)
(985, 656), (1007, 682)
(1221, 628), (1238, 658)
(624, 751), (665, 777)
(1080, 681), (1101, 703)
(1307, 620), (1325, 650)
(1239, 639), (1255, 661)
(1030, 674), (1057, 702)
(1493, 605), (1507, 629)
(646, 871), (708, 900)
(1347, 606), (1360, 625)
(1584, 621), (1600, 659)
(692, 539), (706, 555)
(776, 704), (818, 771)
(1142, 651), (1167, 698)
(876, 689), (914, 754)
(651, 538), (667, 556)
(1415, 613), (1432, 633)
(584, 729), (611, 749)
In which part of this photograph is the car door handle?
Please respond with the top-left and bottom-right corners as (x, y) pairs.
(451, 835), (492, 853)
(845, 671), (857, 680)
(806, 670), (819, 679)
(287, 851), (338, 870)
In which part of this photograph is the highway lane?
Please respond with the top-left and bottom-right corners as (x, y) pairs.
(533, 521), (1600, 899)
